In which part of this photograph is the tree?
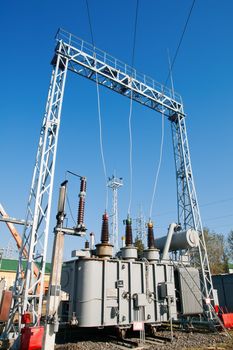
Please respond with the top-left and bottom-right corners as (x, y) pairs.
(227, 230), (233, 261)
(204, 228), (228, 274)
(134, 235), (144, 258)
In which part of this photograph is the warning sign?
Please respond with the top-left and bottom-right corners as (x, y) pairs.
(133, 322), (144, 331)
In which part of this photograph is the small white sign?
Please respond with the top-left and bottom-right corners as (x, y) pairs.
(133, 321), (144, 331)
(205, 298), (211, 305)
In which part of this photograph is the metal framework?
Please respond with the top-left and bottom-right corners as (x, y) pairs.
(107, 175), (123, 254)
(170, 112), (214, 311)
(135, 206), (147, 246)
(5, 28), (214, 337)
(5, 41), (69, 336)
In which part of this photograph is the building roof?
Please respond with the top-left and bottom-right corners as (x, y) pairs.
(0, 258), (51, 274)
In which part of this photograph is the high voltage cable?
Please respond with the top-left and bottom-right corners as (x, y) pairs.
(85, 0), (108, 210)
(149, 110), (165, 219)
(131, 0), (139, 68)
(66, 191), (76, 226)
(149, 0), (196, 220)
(164, 0), (196, 87)
(128, 96), (133, 215)
(85, 0), (94, 46)
(96, 74), (109, 210)
(128, 0), (139, 215)
(155, 197), (233, 218)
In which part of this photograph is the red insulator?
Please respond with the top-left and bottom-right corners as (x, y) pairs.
(125, 217), (133, 246)
(101, 212), (109, 244)
(147, 221), (155, 249)
(77, 177), (86, 227)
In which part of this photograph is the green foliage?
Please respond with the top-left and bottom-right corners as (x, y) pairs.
(204, 227), (229, 274)
(134, 235), (145, 258)
(227, 230), (233, 261)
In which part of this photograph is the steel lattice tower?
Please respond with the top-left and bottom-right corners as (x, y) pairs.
(108, 175), (123, 255)
(4, 28), (215, 340)
(4, 40), (69, 337)
(135, 206), (147, 246)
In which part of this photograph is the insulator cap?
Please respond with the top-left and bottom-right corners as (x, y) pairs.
(147, 221), (155, 249)
(101, 211), (109, 244)
(102, 212), (108, 221)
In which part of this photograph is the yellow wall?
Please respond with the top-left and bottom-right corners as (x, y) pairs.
(0, 271), (50, 291)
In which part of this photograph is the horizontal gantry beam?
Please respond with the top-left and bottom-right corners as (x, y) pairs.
(54, 29), (184, 118)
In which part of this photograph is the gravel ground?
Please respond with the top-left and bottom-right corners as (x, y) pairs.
(55, 329), (233, 350)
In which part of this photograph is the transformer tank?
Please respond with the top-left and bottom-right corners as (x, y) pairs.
(61, 257), (177, 328)
(61, 221), (203, 330)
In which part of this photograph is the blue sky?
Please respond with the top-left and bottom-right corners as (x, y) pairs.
(0, 0), (233, 260)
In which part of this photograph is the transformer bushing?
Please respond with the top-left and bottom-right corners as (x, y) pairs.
(143, 221), (159, 261)
(76, 177), (87, 232)
(121, 216), (137, 260)
(96, 212), (113, 258)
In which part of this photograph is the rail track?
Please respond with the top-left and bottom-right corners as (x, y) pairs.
(107, 333), (172, 349)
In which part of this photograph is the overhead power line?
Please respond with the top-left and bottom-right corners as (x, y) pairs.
(164, 0), (196, 87)
(149, 110), (165, 219)
(128, 0), (139, 216)
(85, 0), (108, 210)
(131, 0), (139, 68)
(85, 0), (94, 46)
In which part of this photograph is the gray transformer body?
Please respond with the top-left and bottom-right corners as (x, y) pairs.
(175, 267), (203, 315)
(61, 257), (178, 327)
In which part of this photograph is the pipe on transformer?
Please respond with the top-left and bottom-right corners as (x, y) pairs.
(160, 223), (177, 260)
(156, 224), (199, 260)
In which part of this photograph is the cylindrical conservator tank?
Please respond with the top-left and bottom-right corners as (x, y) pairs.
(156, 229), (199, 253)
(61, 258), (177, 327)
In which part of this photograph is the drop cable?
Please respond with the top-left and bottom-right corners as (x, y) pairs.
(128, 93), (133, 215)
(149, 0), (195, 218)
(85, 0), (108, 210)
(66, 191), (76, 226)
(96, 73), (109, 210)
(128, 0), (139, 215)
(149, 110), (165, 219)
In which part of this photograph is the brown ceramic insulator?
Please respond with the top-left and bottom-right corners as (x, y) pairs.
(80, 177), (87, 192)
(85, 240), (90, 249)
(101, 212), (109, 244)
(77, 177), (86, 226)
(125, 217), (133, 246)
(147, 222), (155, 249)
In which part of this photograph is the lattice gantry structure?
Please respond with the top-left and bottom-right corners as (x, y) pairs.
(4, 40), (69, 337)
(5, 28), (214, 338)
(108, 175), (123, 255)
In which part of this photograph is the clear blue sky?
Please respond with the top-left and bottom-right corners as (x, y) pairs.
(0, 0), (233, 261)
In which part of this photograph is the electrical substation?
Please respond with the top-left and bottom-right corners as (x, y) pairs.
(0, 28), (232, 350)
